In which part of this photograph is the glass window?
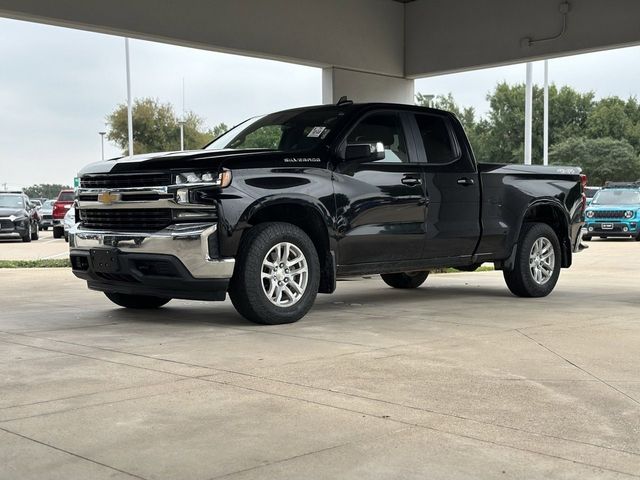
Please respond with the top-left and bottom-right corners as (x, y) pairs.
(0, 194), (24, 208)
(57, 191), (74, 202)
(592, 189), (640, 205)
(347, 113), (408, 163)
(414, 114), (457, 164)
(206, 107), (346, 152)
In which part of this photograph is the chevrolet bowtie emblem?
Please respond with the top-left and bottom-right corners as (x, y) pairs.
(97, 191), (121, 205)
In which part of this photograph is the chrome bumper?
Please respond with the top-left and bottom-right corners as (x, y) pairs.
(70, 223), (234, 279)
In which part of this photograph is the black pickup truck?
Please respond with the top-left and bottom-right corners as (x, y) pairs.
(70, 102), (586, 324)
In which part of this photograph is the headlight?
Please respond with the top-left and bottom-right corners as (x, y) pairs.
(585, 210), (594, 218)
(173, 170), (232, 187)
(624, 210), (634, 219)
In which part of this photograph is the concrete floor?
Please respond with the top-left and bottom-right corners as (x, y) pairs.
(1, 239), (639, 479)
(0, 230), (69, 260)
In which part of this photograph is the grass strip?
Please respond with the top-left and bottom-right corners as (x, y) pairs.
(0, 258), (71, 268)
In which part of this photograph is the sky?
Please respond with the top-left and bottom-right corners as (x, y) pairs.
(1, 17), (639, 189)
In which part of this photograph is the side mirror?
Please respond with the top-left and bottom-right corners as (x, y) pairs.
(345, 142), (385, 161)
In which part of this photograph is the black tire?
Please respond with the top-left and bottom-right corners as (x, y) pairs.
(43, 226), (48, 231)
(582, 235), (592, 241)
(21, 223), (32, 243)
(64, 232), (69, 243)
(228, 222), (320, 325)
(31, 224), (39, 241)
(503, 222), (561, 298)
(635, 233), (640, 242)
(53, 226), (63, 239)
(104, 292), (170, 309)
(381, 271), (429, 289)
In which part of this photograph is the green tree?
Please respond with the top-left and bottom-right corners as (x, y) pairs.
(549, 137), (640, 185)
(106, 98), (227, 154)
(23, 184), (71, 199)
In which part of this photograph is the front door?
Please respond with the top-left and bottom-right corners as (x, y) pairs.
(333, 111), (427, 265)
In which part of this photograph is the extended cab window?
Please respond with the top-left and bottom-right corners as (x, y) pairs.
(414, 114), (457, 164)
(347, 113), (408, 163)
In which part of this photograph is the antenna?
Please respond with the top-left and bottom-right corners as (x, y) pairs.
(337, 96), (353, 106)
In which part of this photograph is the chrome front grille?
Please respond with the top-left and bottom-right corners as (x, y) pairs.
(592, 210), (625, 219)
(79, 209), (173, 231)
(80, 173), (171, 189)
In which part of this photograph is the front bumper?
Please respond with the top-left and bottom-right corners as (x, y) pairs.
(69, 223), (235, 301)
(0, 218), (29, 237)
(585, 221), (638, 237)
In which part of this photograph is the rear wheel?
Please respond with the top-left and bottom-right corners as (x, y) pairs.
(503, 222), (561, 298)
(53, 226), (63, 239)
(381, 271), (429, 289)
(104, 292), (170, 309)
(229, 222), (320, 325)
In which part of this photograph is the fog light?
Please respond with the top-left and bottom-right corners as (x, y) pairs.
(176, 188), (189, 204)
(588, 226), (593, 232)
(623, 226), (628, 232)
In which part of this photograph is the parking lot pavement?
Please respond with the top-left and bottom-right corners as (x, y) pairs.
(0, 230), (69, 261)
(1, 238), (639, 479)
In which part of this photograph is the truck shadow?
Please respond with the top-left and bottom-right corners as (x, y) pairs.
(107, 283), (513, 328)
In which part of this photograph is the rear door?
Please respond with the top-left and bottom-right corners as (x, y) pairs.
(333, 110), (427, 265)
(407, 112), (481, 260)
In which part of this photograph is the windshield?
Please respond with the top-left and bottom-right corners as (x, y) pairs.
(592, 189), (640, 205)
(43, 200), (55, 208)
(206, 107), (346, 152)
(0, 194), (24, 209)
(57, 191), (74, 202)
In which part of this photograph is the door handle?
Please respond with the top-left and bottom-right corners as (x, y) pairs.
(401, 176), (422, 187)
(457, 177), (475, 186)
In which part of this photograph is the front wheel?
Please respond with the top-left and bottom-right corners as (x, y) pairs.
(381, 271), (429, 289)
(21, 223), (32, 243)
(104, 292), (170, 309)
(229, 222), (320, 325)
(53, 226), (63, 239)
(31, 223), (39, 241)
(503, 222), (561, 298)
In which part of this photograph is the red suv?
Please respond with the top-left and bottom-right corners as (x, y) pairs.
(52, 189), (74, 239)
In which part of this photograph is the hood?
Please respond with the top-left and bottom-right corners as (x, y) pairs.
(0, 208), (25, 217)
(78, 148), (287, 176)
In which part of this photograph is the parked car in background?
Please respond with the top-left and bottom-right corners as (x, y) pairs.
(63, 207), (76, 242)
(39, 199), (55, 230)
(52, 189), (74, 239)
(0, 191), (39, 242)
(583, 182), (640, 240)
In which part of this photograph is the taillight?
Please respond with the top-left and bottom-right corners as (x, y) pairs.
(53, 202), (65, 219)
(580, 174), (588, 212)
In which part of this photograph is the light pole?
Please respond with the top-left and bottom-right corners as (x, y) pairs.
(179, 120), (185, 151)
(543, 59), (549, 166)
(125, 38), (134, 157)
(524, 62), (533, 165)
(98, 131), (106, 161)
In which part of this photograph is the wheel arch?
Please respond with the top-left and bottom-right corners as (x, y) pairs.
(515, 200), (572, 268)
(238, 196), (336, 294)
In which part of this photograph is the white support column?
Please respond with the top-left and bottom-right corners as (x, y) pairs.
(322, 67), (414, 105)
(524, 62), (533, 165)
(543, 60), (549, 166)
